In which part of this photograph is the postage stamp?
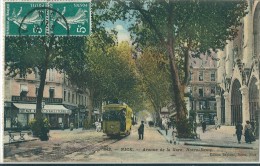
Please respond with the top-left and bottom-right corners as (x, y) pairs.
(5, 2), (46, 36)
(1, 0), (260, 164)
(5, 1), (90, 36)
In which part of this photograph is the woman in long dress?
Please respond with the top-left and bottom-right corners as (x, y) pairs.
(244, 120), (252, 143)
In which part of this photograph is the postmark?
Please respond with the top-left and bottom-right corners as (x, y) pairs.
(5, 1), (91, 36)
(5, 2), (46, 36)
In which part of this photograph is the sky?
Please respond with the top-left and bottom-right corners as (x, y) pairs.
(105, 20), (132, 43)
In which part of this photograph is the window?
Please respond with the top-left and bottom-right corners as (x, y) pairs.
(199, 87), (204, 97)
(76, 94), (78, 104)
(68, 92), (70, 102)
(211, 87), (216, 96)
(20, 84), (28, 97)
(72, 94), (75, 103)
(199, 71), (204, 81)
(209, 101), (216, 110)
(199, 101), (206, 110)
(49, 69), (55, 81)
(35, 86), (39, 96)
(49, 87), (55, 98)
(81, 95), (83, 105)
(64, 91), (66, 101)
(85, 96), (87, 106)
(35, 67), (40, 79)
(211, 71), (216, 81)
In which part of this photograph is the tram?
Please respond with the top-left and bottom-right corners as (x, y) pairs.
(102, 103), (133, 137)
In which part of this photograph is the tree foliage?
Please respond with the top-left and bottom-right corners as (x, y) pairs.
(93, 0), (248, 137)
(136, 47), (172, 119)
(5, 36), (86, 118)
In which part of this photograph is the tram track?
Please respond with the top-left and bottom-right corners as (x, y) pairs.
(4, 129), (133, 162)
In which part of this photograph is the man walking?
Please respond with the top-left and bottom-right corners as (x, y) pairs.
(138, 121), (144, 140)
(202, 120), (206, 133)
(235, 121), (243, 144)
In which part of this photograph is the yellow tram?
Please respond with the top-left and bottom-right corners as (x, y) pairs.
(102, 103), (133, 137)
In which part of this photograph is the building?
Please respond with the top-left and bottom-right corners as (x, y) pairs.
(4, 68), (89, 130)
(215, 0), (260, 137)
(189, 54), (218, 124)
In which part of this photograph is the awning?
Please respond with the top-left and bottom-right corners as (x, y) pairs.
(13, 103), (72, 114)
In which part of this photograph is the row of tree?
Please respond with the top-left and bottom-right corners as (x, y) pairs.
(5, 0), (248, 138)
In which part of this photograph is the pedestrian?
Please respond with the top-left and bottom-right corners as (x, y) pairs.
(70, 122), (74, 131)
(193, 121), (197, 134)
(138, 121), (144, 140)
(172, 126), (178, 145)
(250, 120), (256, 141)
(167, 118), (171, 129)
(244, 120), (253, 144)
(214, 116), (220, 130)
(202, 120), (206, 133)
(94, 120), (101, 132)
(235, 121), (243, 144)
(164, 119), (169, 135)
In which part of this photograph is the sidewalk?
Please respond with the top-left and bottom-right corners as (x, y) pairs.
(157, 125), (258, 149)
(3, 131), (38, 145)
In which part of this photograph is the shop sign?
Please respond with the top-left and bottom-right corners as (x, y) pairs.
(12, 96), (62, 103)
(42, 109), (71, 114)
(19, 109), (36, 113)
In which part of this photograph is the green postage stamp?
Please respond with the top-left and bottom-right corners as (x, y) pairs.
(5, 1), (91, 36)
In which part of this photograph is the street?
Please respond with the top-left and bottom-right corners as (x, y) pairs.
(4, 124), (259, 163)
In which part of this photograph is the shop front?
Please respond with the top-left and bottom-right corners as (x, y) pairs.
(12, 103), (72, 129)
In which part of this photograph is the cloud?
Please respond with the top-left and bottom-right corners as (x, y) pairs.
(118, 32), (130, 43)
(115, 24), (124, 31)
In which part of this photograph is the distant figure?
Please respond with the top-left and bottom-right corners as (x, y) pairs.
(235, 122), (243, 144)
(94, 121), (101, 132)
(172, 127), (178, 145)
(138, 121), (144, 140)
(250, 120), (256, 141)
(70, 122), (74, 131)
(244, 120), (253, 144)
(193, 121), (197, 134)
(202, 121), (206, 133)
(164, 119), (169, 135)
(214, 116), (221, 130)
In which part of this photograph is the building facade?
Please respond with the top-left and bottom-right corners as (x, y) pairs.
(4, 68), (90, 130)
(189, 54), (218, 124)
(216, 0), (260, 137)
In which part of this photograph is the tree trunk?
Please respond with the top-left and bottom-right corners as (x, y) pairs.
(35, 67), (47, 121)
(35, 36), (53, 121)
(167, 45), (191, 137)
(87, 89), (94, 128)
(183, 47), (190, 86)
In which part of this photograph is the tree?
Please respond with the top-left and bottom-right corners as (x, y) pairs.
(66, 35), (144, 127)
(136, 47), (172, 124)
(5, 36), (85, 139)
(93, 0), (247, 137)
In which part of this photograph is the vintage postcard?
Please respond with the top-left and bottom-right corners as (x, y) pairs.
(1, 0), (260, 164)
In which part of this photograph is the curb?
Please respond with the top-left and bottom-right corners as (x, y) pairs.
(157, 129), (171, 143)
(4, 138), (38, 145)
(184, 142), (255, 149)
(158, 129), (255, 149)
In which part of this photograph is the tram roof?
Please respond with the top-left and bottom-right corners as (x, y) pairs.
(103, 103), (132, 111)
